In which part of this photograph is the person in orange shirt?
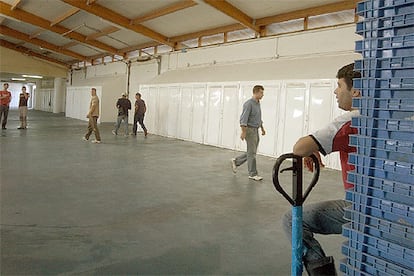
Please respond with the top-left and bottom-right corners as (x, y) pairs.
(0, 83), (12, 130)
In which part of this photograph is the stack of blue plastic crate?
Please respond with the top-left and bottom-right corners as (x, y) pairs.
(340, 0), (414, 275)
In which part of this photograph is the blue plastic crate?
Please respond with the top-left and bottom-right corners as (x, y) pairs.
(360, 47), (414, 59)
(348, 172), (413, 205)
(351, 116), (414, 131)
(339, 260), (368, 276)
(341, 242), (414, 275)
(358, 0), (414, 12)
(354, 163), (414, 184)
(354, 77), (414, 89)
(360, 66), (414, 78)
(349, 153), (414, 175)
(352, 98), (414, 111)
(346, 190), (414, 226)
(356, 128), (414, 143)
(355, 35), (414, 52)
(343, 224), (414, 269)
(357, 109), (414, 121)
(349, 134), (414, 154)
(357, 25), (414, 38)
(358, 1), (414, 18)
(359, 88), (414, 98)
(356, 13), (414, 33)
(355, 56), (414, 70)
(344, 209), (414, 245)
(353, 142), (414, 163)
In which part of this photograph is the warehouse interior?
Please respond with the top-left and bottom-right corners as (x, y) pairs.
(1, 0), (413, 275)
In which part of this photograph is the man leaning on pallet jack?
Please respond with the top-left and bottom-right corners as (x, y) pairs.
(282, 63), (361, 276)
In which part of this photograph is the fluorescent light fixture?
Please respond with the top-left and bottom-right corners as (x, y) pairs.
(22, 74), (43, 79)
(12, 78), (26, 81)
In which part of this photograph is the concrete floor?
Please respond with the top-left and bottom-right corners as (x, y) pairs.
(1, 110), (346, 275)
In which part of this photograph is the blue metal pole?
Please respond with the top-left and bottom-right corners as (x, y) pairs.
(292, 206), (303, 276)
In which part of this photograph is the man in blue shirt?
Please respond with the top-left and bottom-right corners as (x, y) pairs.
(231, 85), (266, 181)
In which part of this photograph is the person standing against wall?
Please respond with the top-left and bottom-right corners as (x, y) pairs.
(0, 83), (12, 130)
(83, 88), (101, 144)
(18, 86), (30, 129)
(231, 85), (266, 181)
(282, 64), (361, 275)
(132, 92), (148, 137)
(112, 93), (131, 136)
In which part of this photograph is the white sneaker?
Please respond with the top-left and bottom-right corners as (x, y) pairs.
(231, 158), (237, 173)
(82, 137), (88, 141)
(112, 130), (117, 135)
(91, 140), (101, 144)
(248, 175), (263, 181)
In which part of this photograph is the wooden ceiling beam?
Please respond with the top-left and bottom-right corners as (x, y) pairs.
(29, 28), (45, 39)
(10, 0), (22, 10)
(50, 7), (80, 27)
(60, 40), (78, 49)
(170, 23), (244, 43)
(0, 1), (118, 54)
(87, 0), (98, 5)
(203, 0), (260, 33)
(256, 0), (358, 26)
(0, 25), (87, 61)
(0, 39), (69, 67)
(131, 0), (197, 24)
(62, 0), (174, 47)
(86, 26), (120, 40)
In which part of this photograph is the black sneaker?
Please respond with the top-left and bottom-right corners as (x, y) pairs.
(304, 256), (337, 276)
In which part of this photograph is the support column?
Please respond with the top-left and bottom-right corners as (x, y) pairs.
(53, 77), (65, 113)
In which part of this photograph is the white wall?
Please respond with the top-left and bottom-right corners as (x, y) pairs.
(161, 25), (359, 77)
(66, 86), (102, 123)
(68, 62), (127, 122)
(68, 61), (158, 123)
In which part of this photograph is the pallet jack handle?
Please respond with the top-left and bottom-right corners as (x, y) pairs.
(272, 153), (320, 276)
(272, 153), (320, 206)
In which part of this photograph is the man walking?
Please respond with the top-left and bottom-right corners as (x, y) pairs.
(132, 92), (148, 137)
(0, 83), (12, 130)
(83, 88), (101, 143)
(231, 85), (266, 181)
(112, 93), (131, 136)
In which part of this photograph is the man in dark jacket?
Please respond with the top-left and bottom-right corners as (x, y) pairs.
(112, 93), (131, 136)
(132, 92), (148, 137)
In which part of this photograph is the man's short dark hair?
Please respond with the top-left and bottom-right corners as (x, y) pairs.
(136, 92), (141, 97)
(253, 85), (264, 94)
(336, 63), (361, 90)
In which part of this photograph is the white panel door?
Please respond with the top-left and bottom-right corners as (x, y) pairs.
(191, 86), (206, 144)
(158, 87), (169, 136)
(258, 83), (280, 156)
(307, 82), (334, 134)
(281, 82), (307, 154)
(146, 87), (159, 135)
(309, 81), (343, 170)
(236, 84), (255, 151)
(167, 87), (180, 138)
(65, 88), (74, 118)
(220, 85), (239, 149)
(178, 86), (193, 140)
(205, 85), (223, 146)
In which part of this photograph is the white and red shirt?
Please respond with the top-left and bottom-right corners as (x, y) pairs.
(310, 110), (359, 190)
